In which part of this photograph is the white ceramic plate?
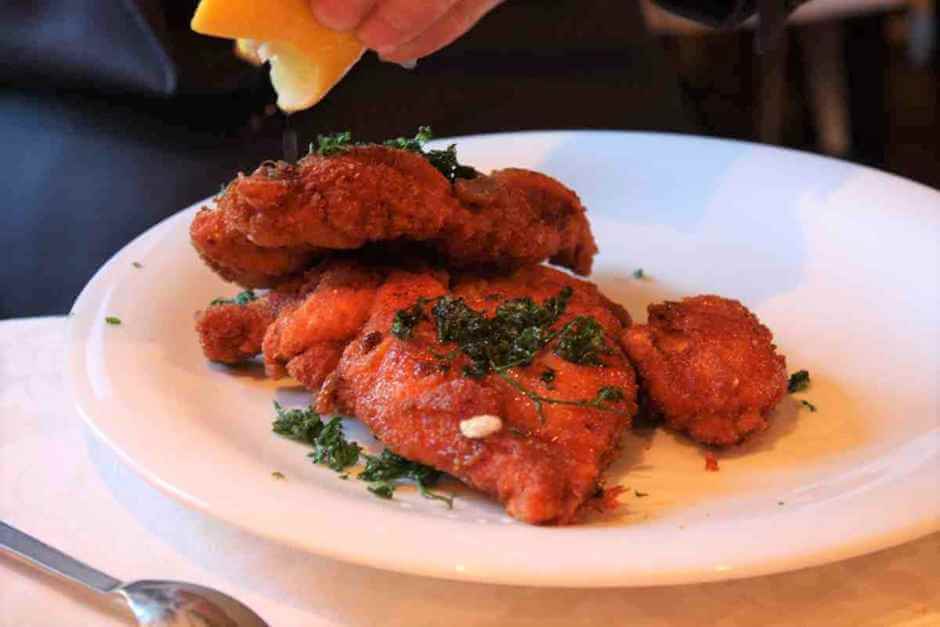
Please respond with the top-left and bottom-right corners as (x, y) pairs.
(68, 131), (939, 587)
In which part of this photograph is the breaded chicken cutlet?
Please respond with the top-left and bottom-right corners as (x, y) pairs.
(196, 259), (637, 524)
(622, 296), (788, 446)
(191, 143), (597, 287)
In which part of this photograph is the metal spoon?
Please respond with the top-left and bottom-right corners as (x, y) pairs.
(0, 521), (269, 627)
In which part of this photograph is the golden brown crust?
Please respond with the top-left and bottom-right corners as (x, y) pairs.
(317, 264), (636, 524)
(622, 295), (788, 446)
(448, 169), (597, 276)
(260, 259), (388, 388)
(221, 147), (456, 250)
(194, 288), (302, 364)
(190, 206), (317, 288)
(196, 146), (598, 287)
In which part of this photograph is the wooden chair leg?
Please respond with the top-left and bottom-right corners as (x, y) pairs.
(756, 28), (789, 144)
(799, 21), (851, 157)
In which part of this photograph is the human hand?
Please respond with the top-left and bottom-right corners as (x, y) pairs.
(309, 0), (504, 63)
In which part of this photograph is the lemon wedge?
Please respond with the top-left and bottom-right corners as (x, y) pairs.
(191, 0), (365, 112)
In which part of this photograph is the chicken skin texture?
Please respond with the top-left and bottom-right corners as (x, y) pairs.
(190, 206), (318, 288)
(197, 145), (597, 285)
(315, 264), (637, 525)
(261, 259), (391, 389)
(621, 296), (788, 446)
(193, 270), (325, 364)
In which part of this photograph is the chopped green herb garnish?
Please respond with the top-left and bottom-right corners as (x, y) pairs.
(367, 482), (395, 499)
(391, 287), (626, 421)
(311, 130), (353, 156)
(270, 403), (452, 506)
(308, 417), (362, 472)
(540, 368), (556, 385)
(272, 471), (286, 480)
(423, 144), (480, 182)
(105, 316), (121, 325)
(272, 403), (360, 471)
(428, 287), (576, 377)
(132, 261), (143, 269)
(594, 386), (625, 403)
(554, 316), (609, 365)
(358, 449), (453, 507)
(634, 490), (649, 498)
(272, 402), (324, 443)
(210, 290), (257, 306)
(391, 300), (427, 340)
(632, 268), (645, 279)
(800, 399), (818, 412)
(495, 373), (629, 422)
(309, 127), (477, 182)
(382, 125), (433, 152)
(788, 370), (811, 393)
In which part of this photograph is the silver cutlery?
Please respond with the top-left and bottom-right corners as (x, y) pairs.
(0, 521), (269, 627)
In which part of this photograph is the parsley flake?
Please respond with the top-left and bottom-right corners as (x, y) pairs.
(554, 316), (609, 365)
(787, 370), (811, 393)
(105, 316), (121, 325)
(358, 449), (453, 507)
(391, 300), (427, 340)
(308, 417), (362, 472)
(210, 290), (258, 306)
(272, 402), (323, 443)
(311, 131), (353, 156)
(632, 268), (646, 279)
(132, 261), (143, 269)
(309, 127), (478, 182)
(800, 399), (818, 412)
(272, 471), (286, 480)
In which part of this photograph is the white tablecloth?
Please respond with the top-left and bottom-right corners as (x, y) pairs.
(1, 317), (938, 626)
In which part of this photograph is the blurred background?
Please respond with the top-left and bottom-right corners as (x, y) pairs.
(0, 0), (937, 317)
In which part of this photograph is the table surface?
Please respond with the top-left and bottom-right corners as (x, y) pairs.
(1, 317), (938, 627)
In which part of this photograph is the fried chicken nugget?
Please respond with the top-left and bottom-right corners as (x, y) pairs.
(316, 265), (636, 524)
(622, 295), (788, 446)
(194, 287), (302, 364)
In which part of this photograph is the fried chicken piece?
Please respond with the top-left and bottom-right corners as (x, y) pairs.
(449, 169), (597, 276)
(316, 264), (637, 525)
(190, 206), (318, 288)
(194, 275), (315, 364)
(205, 145), (596, 284)
(261, 259), (390, 389)
(222, 147), (455, 250)
(622, 296), (787, 446)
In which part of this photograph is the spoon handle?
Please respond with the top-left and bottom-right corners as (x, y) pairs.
(0, 521), (121, 594)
